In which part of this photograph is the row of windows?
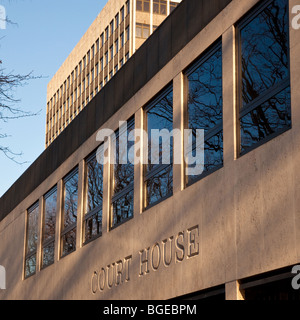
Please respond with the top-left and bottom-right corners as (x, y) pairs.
(46, 1), (131, 146)
(136, 0), (180, 14)
(27, 0), (291, 278)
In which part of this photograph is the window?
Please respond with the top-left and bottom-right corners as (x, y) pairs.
(115, 39), (119, 55)
(105, 51), (109, 65)
(87, 50), (90, 63)
(42, 187), (57, 268)
(83, 56), (86, 68)
(100, 33), (104, 46)
(170, 1), (180, 13)
(126, 0), (130, 15)
(136, 0), (150, 12)
(115, 13), (119, 28)
(111, 119), (135, 229)
(120, 32), (124, 48)
(125, 52), (129, 61)
(109, 70), (113, 80)
(96, 63), (99, 77)
(96, 39), (99, 52)
(115, 65), (119, 74)
(91, 45), (95, 58)
(144, 87), (173, 208)
(237, 0), (291, 155)
(136, 23), (150, 39)
(110, 20), (114, 35)
(25, 202), (39, 278)
(61, 168), (78, 257)
(105, 27), (109, 42)
(84, 150), (103, 244)
(91, 68), (94, 82)
(153, 0), (167, 15)
(110, 45), (114, 61)
(186, 42), (223, 185)
(121, 6), (125, 21)
(100, 57), (104, 71)
(120, 58), (124, 68)
(126, 26), (130, 42)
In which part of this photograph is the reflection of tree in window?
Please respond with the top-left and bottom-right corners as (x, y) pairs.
(25, 203), (39, 278)
(42, 187), (57, 268)
(61, 169), (78, 256)
(111, 119), (135, 228)
(84, 152), (103, 243)
(239, 0), (290, 153)
(187, 43), (223, 185)
(145, 88), (173, 208)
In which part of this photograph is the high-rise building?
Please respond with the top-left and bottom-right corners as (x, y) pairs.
(45, 0), (181, 148)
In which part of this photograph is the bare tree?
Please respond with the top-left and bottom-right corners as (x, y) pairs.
(0, 57), (41, 162)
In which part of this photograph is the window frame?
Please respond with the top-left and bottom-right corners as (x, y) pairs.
(184, 40), (223, 187)
(41, 186), (57, 269)
(235, 0), (291, 156)
(83, 150), (104, 245)
(60, 168), (79, 258)
(143, 85), (174, 210)
(110, 117), (135, 230)
(24, 201), (39, 279)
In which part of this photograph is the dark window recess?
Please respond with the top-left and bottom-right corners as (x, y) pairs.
(186, 42), (223, 186)
(111, 119), (135, 229)
(84, 150), (103, 244)
(172, 285), (226, 301)
(238, 0), (291, 155)
(145, 87), (173, 208)
(240, 266), (300, 301)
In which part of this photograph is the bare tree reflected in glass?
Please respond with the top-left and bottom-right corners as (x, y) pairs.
(145, 88), (173, 207)
(84, 153), (103, 243)
(61, 169), (78, 256)
(112, 120), (135, 228)
(42, 188), (57, 268)
(187, 43), (223, 185)
(239, 0), (291, 153)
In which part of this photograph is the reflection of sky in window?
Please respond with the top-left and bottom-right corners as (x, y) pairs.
(87, 155), (103, 212)
(44, 190), (57, 242)
(114, 122), (135, 194)
(240, 87), (291, 153)
(64, 171), (78, 228)
(147, 91), (173, 168)
(27, 205), (39, 254)
(188, 47), (222, 132)
(241, 0), (289, 107)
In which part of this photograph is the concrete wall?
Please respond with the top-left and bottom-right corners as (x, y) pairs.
(1, 0), (299, 300)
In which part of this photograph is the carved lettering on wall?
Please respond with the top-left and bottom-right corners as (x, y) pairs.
(91, 225), (199, 294)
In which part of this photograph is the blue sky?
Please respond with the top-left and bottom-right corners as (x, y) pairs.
(0, 0), (107, 196)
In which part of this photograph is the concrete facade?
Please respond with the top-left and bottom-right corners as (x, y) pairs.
(0, 0), (299, 300)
